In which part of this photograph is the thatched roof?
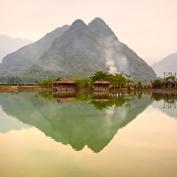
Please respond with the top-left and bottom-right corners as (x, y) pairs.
(54, 77), (75, 84)
(94, 79), (110, 84)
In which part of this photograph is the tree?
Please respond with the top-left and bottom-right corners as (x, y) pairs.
(91, 71), (134, 88)
(152, 79), (163, 89)
(91, 71), (109, 81)
(38, 79), (53, 87)
(75, 77), (92, 88)
(137, 81), (142, 89)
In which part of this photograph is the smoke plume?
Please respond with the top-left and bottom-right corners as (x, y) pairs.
(103, 36), (129, 74)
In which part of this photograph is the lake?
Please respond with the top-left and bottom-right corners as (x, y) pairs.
(0, 92), (177, 177)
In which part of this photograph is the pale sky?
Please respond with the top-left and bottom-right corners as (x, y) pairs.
(1, 0), (177, 63)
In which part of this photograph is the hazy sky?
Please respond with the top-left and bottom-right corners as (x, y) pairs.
(1, 0), (177, 63)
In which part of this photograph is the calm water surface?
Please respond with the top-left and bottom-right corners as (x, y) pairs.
(0, 92), (177, 177)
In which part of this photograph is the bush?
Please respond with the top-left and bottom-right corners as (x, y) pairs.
(75, 77), (92, 88)
(38, 79), (53, 87)
(91, 71), (134, 88)
(152, 79), (163, 89)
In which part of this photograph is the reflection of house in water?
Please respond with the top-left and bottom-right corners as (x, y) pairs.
(93, 83), (110, 102)
(53, 91), (76, 103)
(93, 92), (109, 99)
(93, 80), (110, 92)
(91, 97), (110, 110)
(52, 77), (76, 101)
(53, 91), (76, 98)
(53, 77), (76, 92)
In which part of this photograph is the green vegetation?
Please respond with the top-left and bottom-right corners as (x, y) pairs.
(38, 92), (54, 100)
(151, 79), (163, 89)
(151, 92), (177, 102)
(32, 71), (152, 89)
(0, 71), (152, 89)
(74, 71), (135, 89)
(74, 76), (92, 88)
(38, 79), (53, 87)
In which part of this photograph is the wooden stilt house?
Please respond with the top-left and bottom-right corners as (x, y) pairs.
(53, 77), (76, 92)
(93, 80), (110, 92)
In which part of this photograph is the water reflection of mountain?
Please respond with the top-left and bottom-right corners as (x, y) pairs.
(151, 93), (177, 119)
(0, 92), (151, 153)
(0, 106), (29, 133)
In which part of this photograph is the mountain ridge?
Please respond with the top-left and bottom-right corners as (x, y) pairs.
(0, 35), (32, 62)
(152, 52), (177, 76)
(0, 18), (156, 83)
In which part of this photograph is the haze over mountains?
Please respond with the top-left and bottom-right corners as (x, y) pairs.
(0, 18), (156, 83)
(152, 52), (177, 76)
(0, 35), (32, 62)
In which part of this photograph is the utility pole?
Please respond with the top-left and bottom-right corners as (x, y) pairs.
(164, 72), (166, 89)
(175, 73), (177, 89)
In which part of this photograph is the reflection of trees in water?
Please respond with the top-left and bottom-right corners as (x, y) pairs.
(91, 94), (130, 110)
(151, 93), (177, 109)
(52, 91), (147, 110)
(0, 92), (152, 153)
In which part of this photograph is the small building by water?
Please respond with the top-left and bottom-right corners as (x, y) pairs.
(93, 80), (110, 92)
(163, 72), (177, 89)
(53, 77), (76, 92)
(164, 76), (177, 89)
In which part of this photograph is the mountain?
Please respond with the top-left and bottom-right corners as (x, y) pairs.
(0, 35), (32, 62)
(0, 18), (156, 83)
(0, 106), (29, 133)
(152, 52), (177, 76)
(0, 26), (69, 76)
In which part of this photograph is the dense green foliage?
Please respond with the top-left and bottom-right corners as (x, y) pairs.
(151, 79), (163, 89)
(91, 71), (134, 88)
(38, 79), (53, 87)
(20, 71), (149, 88)
(73, 71), (135, 88)
(0, 70), (154, 89)
(74, 76), (92, 88)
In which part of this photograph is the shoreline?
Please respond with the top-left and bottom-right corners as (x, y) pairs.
(1, 85), (177, 93)
(0, 85), (52, 92)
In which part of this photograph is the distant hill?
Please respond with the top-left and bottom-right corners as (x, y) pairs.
(152, 52), (177, 76)
(0, 18), (156, 83)
(0, 35), (32, 62)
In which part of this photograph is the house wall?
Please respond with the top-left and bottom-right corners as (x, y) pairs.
(93, 84), (109, 92)
(53, 83), (76, 92)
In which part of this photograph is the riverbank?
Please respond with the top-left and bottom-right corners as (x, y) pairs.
(0, 85), (51, 92)
(111, 88), (177, 94)
(1, 85), (177, 93)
